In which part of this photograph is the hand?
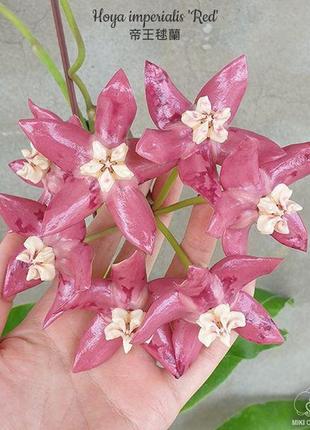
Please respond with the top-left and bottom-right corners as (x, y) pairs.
(0, 180), (248, 430)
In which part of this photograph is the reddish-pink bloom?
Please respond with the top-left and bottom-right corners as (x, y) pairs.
(19, 71), (173, 254)
(136, 56), (248, 203)
(9, 100), (79, 205)
(45, 251), (179, 376)
(133, 256), (284, 377)
(0, 194), (92, 298)
(208, 139), (310, 255)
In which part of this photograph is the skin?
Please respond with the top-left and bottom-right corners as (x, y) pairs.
(0, 177), (252, 430)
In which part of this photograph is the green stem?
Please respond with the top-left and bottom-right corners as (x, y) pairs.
(84, 226), (118, 244)
(155, 196), (206, 216)
(152, 168), (179, 210)
(0, 3), (69, 104)
(60, 0), (95, 129)
(155, 216), (191, 269)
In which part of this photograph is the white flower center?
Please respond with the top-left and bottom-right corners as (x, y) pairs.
(181, 96), (231, 145)
(80, 141), (134, 193)
(196, 303), (245, 348)
(257, 183), (303, 235)
(104, 308), (145, 353)
(16, 144), (50, 184)
(16, 236), (56, 282)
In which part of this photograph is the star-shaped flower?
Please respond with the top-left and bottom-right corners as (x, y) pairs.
(0, 193), (93, 298)
(44, 252), (179, 376)
(207, 139), (310, 255)
(135, 56), (248, 203)
(19, 70), (174, 253)
(133, 256), (284, 377)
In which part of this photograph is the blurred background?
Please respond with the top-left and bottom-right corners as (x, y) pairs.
(0, 1), (309, 428)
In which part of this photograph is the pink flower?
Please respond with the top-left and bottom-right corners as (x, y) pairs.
(44, 251), (179, 376)
(207, 139), (310, 255)
(0, 194), (92, 298)
(133, 256), (284, 377)
(19, 70), (173, 253)
(9, 100), (79, 205)
(136, 56), (248, 203)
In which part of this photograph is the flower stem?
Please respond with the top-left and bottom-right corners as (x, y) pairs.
(84, 226), (118, 244)
(155, 216), (191, 269)
(155, 196), (206, 216)
(0, 2), (69, 103)
(152, 168), (178, 211)
(60, 0), (95, 130)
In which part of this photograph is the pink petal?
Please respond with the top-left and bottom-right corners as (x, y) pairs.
(136, 124), (195, 164)
(9, 159), (43, 188)
(0, 194), (44, 236)
(262, 142), (310, 187)
(148, 277), (182, 300)
(68, 115), (82, 127)
(143, 324), (179, 378)
(28, 99), (62, 121)
(178, 151), (221, 204)
(42, 178), (102, 236)
(111, 251), (146, 292)
(172, 320), (202, 377)
(3, 251), (41, 298)
(49, 221), (86, 242)
(106, 182), (156, 254)
(95, 69), (136, 146)
(221, 226), (251, 256)
(44, 277), (112, 327)
(217, 127), (285, 165)
(133, 292), (194, 344)
(272, 212), (308, 252)
(73, 313), (122, 372)
(220, 140), (261, 190)
(196, 56), (248, 122)
(233, 291), (284, 344)
(19, 119), (90, 172)
(126, 139), (174, 183)
(61, 243), (93, 288)
(144, 60), (192, 129)
(211, 255), (282, 304)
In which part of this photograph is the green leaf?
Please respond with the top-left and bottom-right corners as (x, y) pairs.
(216, 400), (310, 430)
(183, 288), (293, 411)
(182, 353), (241, 411)
(2, 303), (34, 336)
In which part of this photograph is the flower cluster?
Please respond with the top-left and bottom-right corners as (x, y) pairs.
(0, 56), (309, 377)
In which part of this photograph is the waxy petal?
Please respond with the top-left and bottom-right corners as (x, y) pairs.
(143, 324), (179, 378)
(272, 212), (308, 252)
(178, 151), (221, 204)
(221, 226), (251, 256)
(42, 178), (102, 236)
(19, 119), (90, 172)
(211, 256), (282, 303)
(136, 123), (195, 164)
(144, 60), (192, 129)
(44, 277), (112, 327)
(73, 314), (122, 372)
(172, 320), (202, 377)
(106, 182), (156, 254)
(217, 127), (285, 165)
(111, 251), (146, 292)
(233, 291), (284, 344)
(28, 99), (62, 121)
(220, 140), (261, 190)
(133, 292), (194, 344)
(195, 56), (248, 123)
(126, 139), (174, 183)
(95, 69), (136, 146)
(262, 142), (310, 187)
(0, 194), (44, 236)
